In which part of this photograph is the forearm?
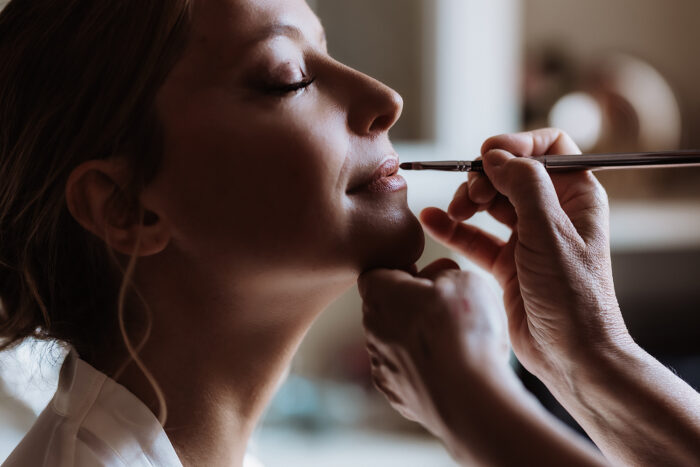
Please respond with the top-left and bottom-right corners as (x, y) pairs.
(545, 341), (700, 466)
(424, 362), (607, 466)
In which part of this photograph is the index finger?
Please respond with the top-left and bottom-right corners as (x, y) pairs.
(481, 128), (581, 158)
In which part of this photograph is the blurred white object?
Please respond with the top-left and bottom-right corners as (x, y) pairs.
(548, 92), (603, 151)
(546, 54), (682, 154)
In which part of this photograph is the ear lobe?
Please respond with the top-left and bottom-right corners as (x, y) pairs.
(65, 158), (170, 257)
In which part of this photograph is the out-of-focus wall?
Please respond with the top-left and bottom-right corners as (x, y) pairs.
(315, 0), (428, 142)
(525, 0), (700, 148)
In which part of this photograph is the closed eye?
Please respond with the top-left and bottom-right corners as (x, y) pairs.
(271, 76), (316, 95)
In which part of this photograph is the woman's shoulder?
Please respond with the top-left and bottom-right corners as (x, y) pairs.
(3, 351), (182, 467)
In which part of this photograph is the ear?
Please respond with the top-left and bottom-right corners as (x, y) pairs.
(65, 158), (170, 257)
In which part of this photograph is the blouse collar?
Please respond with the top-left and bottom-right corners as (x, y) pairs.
(53, 350), (183, 466)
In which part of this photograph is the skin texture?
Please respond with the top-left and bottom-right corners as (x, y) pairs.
(64, 1), (424, 465)
(361, 128), (700, 466)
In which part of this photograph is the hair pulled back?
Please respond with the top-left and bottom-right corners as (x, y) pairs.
(0, 0), (191, 366)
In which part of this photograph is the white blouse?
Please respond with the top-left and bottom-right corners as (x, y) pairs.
(2, 350), (182, 466)
(2, 351), (264, 467)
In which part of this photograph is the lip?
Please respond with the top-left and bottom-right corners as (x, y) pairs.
(349, 156), (407, 194)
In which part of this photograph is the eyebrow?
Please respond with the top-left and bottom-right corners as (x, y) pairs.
(250, 23), (327, 48)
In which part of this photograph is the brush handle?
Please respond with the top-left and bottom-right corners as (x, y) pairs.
(467, 150), (700, 173)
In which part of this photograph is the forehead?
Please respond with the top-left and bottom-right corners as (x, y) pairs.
(189, 0), (322, 57)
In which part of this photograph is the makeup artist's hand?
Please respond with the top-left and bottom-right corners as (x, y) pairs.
(358, 259), (610, 467)
(420, 128), (700, 467)
(358, 259), (511, 439)
(420, 128), (630, 387)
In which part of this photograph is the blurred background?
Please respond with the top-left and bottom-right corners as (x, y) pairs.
(1, 0), (699, 465)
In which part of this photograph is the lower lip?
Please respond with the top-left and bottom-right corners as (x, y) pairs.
(360, 174), (407, 193)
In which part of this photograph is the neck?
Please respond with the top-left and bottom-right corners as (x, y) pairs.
(99, 256), (353, 467)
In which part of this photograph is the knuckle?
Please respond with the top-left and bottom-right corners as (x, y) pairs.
(509, 157), (544, 180)
(371, 374), (385, 390)
(547, 127), (579, 151)
(533, 127), (560, 149)
(432, 274), (463, 302)
(481, 134), (508, 153)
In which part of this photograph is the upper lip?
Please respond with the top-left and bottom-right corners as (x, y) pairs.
(347, 154), (400, 193)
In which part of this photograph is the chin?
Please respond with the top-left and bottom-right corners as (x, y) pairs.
(356, 209), (425, 272)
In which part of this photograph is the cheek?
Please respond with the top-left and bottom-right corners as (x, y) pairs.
(154, 101), (351, 266)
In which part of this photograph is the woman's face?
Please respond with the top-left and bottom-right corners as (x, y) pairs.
(148, 0), (424, 287)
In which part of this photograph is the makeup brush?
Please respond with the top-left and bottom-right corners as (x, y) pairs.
(399, 150), (700, 173)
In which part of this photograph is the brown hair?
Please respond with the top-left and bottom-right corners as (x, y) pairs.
(0, 0), (192, 422)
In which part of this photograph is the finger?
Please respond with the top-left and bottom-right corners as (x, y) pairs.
(485, 195), (517, 228)
(491, 233), (518, 290)
(482, 149), (575, 234)
(364, 340), (401, 374)
(372, 375), (402, 405)
(481, 130), (601, 246)
(364, 334), (393, 359)
(366, 342), (380, 357)
(420, 208), (506, 274)
(378, 355), (399, 373)
(468, 173), (497, 205)
(417, 258), (460, 281)
(468, 155), (497, 205)
(448, 176), (498, 222)
(358, 268), (431, 305)
(447, 182), (478, 222)
(450, 191), (517, 228)
(481, 128), (581, 158)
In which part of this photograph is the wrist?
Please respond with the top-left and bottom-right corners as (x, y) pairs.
(534, 307), (635, 386)
(417, 348), (529, 435)
(543, 332), (645, 410)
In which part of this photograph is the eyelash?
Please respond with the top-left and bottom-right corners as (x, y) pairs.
(271, 76), (316, 95)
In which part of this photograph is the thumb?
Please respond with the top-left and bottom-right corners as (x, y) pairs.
(482, 149), (568, 229)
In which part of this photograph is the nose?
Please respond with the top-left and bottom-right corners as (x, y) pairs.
(344, 67), (404, 136)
